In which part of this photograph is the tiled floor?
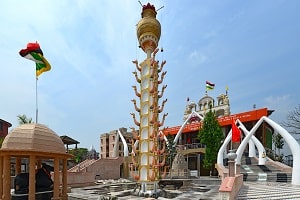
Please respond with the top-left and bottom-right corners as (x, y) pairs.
(68, 181), (300, 200)
(68, 181), (221, 200)
(237, 182), (300, 200)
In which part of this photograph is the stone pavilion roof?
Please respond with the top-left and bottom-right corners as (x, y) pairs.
(1, 123), (66, 154)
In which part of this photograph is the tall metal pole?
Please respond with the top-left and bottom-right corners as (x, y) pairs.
(36, 77), (38, 123)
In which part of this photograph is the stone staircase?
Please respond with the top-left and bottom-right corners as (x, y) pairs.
(68, 159), (97, 172)
(237, 182), (300, 199)
(240, 155), (292, 183)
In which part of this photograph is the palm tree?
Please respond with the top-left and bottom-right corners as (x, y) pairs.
(17, 114), (33, 124)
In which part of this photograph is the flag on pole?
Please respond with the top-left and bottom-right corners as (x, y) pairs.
(206, 81), (215, 90)
(232, 119), (241, 142)
(19, 42), (51, 77)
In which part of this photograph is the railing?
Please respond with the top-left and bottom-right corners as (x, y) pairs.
(177, 143), (206, 150)
(284, 155), (293, 167)
(68, 159), (96, 172)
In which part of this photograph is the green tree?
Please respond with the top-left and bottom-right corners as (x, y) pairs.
(17, 114), (33, 124)
(165, 134), (177, 168)
(198, 110), (224, 172)
(69, 148), (88, 163)
(273, 133), (284, 161)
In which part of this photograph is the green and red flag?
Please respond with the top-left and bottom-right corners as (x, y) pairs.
(19, 42), (51, 77)
(206, 80), (215, 90)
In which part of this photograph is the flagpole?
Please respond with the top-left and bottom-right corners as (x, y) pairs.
(36, 77), (38, 123)
(20, 42), (51, 125)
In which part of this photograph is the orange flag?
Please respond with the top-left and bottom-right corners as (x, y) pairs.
(232, 119), (241, 142)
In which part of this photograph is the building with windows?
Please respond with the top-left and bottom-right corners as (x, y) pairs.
(183, 91), (230, 122)
(0, 119), (12, 145)
(99, 127), (133, 159)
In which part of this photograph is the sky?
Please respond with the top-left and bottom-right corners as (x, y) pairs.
(0, 0), (299, 151)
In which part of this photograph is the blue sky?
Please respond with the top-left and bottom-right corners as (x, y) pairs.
(0, 0), (299, 151)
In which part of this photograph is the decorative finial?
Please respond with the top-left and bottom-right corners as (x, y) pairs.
(136, 2), (161, 54)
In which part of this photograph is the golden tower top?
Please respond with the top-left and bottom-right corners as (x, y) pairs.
(136, 3), (161, 54)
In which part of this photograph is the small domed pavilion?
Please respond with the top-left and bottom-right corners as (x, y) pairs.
(0, 123), (72, 200)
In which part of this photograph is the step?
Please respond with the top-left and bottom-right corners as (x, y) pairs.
(242, 172), (292, 182)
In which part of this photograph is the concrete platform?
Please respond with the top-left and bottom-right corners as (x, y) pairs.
(67, 178), (300, 200)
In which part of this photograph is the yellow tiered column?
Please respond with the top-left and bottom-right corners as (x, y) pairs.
(131, 3), (166, 194)
(138, 58), (160, 186)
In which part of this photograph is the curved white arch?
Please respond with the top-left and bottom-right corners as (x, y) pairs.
(217, 129), (233, 165)
(173, 111), (204, 145)
(238, 126), (266, 165)
(114, 130), (168, 157)
(112, 129), (129, 157)
(217, 120), (266, 166)
(237, 119), (266, 165)
(237, 119), (253, 157)
(133, 140), (139, 154)
(248, 137), (256, 157)
(112, 130), (120, 157)
(236, 116), (300, 185)
(159, 130), (168, 143)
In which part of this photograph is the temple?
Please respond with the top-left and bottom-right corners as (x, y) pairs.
(162, 90), (274, 176)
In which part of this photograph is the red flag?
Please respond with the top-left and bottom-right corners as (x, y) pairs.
(187, 137), (191, 144)
(232, 119), (241, 142)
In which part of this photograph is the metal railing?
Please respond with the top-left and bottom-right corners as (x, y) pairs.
(177, 143), (206, 150)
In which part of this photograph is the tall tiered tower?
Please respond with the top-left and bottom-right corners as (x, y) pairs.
(130, 3), (168, 196)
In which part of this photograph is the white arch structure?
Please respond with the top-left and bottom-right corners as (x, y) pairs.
(115, 112), (300, 185)
(114, 130), (168, 157)
(112, 129), (129, 157)
(217, 120), (266, 165)
(114, 111), (204, 157)
(173, 111), (204, 145)
(235, 116), (300, 185)
(237, 119), (267, 165)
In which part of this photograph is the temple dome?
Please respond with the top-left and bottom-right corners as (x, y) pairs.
(1, 123), (65, 154)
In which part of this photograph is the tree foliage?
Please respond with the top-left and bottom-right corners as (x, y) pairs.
(69, 148), (88, 163)
(273, 133), (284, 161)
(17, 114), (33, 124)
(281, 104), (300, 134)
(198, 110), (224, 170)
(165, 134), (176, 168)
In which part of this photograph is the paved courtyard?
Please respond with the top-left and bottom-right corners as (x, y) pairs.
(68, 179), (300, 200)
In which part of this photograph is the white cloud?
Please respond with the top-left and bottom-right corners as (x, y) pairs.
(188, 50), (207, 67)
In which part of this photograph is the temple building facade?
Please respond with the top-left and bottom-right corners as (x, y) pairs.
(99, 90), (275, 177)
(163, 91), (274, 176)
(183, 91), (230, 122)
